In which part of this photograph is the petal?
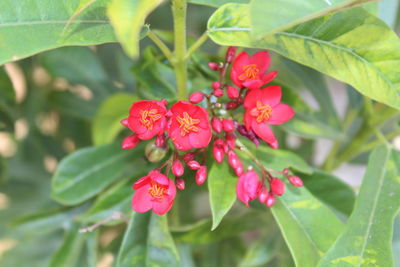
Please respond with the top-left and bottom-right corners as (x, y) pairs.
(150, 172), (170, 186)
(230, 68), (243, 88)
(171, 134), (192, 151)
(188, 128), (212, 149)
(232, 51), (250, 72)
(242, 79), (264, 90)
(132, 186), (152, 213)
(244, 110), (253, 130)
(268, 104), (295, 125)
(251, 121), (277, 147)
(133, 176), (150, 189)
(261, 71), (278, 84)
(152, 198), (174, 215)
(236, 178), (249, 206)
(244, 88), (263, 109)
(260, 85), (282, 107)
(249, 51), (270, 73)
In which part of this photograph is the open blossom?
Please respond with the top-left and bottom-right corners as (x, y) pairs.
(167, 101), (212, 151)
(230, 51), (277, 90)
(132, 170), (176, 215)
(236, 171), (261, 206)
(244, 86), (294, 148)
(125, 100), (167, 140)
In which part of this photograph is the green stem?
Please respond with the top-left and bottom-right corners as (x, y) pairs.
(172, 0), (188, 100)
(147, 30), (175, 64)
(185, 32), (208, 60)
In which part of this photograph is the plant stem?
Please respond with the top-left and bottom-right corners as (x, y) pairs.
(147, 30), (175, 64)
(172, 0), (188, 100)
(185, 31), (208, 60)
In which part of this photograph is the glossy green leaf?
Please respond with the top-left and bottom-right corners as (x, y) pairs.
(207, 4), (400, 110)
(188, 0), (248, 7)
(67, 0), (103, 29)
(107, 0), (161, 58)
(208, 161), (237, 230)
(85, 231), (98, 267)
(318, 145), (400, 267)
(240, 232), (280, 267)
(250, 0), (374, 38)
(92, 93), (137, 146)
(49, 225), (85, 267)
(393, 215), (400, 267)
(52, 143), (147, 205)
(117, 212), (180, 267)
(271, 183), (345, 266)
(0, 0), (116, 65)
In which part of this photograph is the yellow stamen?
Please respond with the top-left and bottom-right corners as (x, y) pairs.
(238, 64), (259, 81)
(250, 101), (272, 123)
(139, 109), (162, 130)
(176, 112), (200, 136)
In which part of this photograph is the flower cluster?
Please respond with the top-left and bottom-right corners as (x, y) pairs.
(122, 47), (302, 215)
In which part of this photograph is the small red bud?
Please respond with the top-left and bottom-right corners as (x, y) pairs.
(195, 166), (207, 185)
(289, 175), (303, 187)
(121, 118), (129, 127)
(213, 89), (224, 97)
(208, 62), (219, 71)
(187, 160), (201, 170)
(189, 92), (205, 104)
(226, 102), (238, 109)
(235, 163), (244, 177)
(172, 160), (184, 177)
(258, 187), (269, 204)
(225, 46), (237, 63)
(155, 134), (166, 147)
(214, 138), (224, 147)
(213, 143), (225, 163)
(266, 194), (276, 207)
(271, 178), (285, 196)
(175, 177), (185, 190)
(227, 85), (239, 99)
(122, 134), (140, 150)
(160, 99), (168, 106)
(222, 119), (235, 132)
(183, 152), (195, 162)
(228, 150), (241, 169)
(226, 133), (236, 149)
(211, 81), (221, 90)
(283, 168), (290, 175)
(211, 117), (223, 133)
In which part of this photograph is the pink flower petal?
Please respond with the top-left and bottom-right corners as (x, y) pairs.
(261, 71), (278, 84)
(132, 186), (152, 213)
(232, 51), (250, 72)
(152, 199), (174, 215)
(251, 121), (277, 147)
(249, 51), (270, 73)
(268, 104), (295, 125)
(133, 176), (150, 190)
(242, 79), (264, 90)
(260, 85), (282, 107)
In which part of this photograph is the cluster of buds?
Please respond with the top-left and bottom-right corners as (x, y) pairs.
(122, 47), (300, 215)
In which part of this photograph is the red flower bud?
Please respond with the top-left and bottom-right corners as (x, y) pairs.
(271, 178), (285, 196)
(289, 175), (303, 187)
(258, 187), (269, 204)
(122, 134), (140, 150)
(226, 133), (236, 149)
(214, 138), (224, 147)
(235, 163), (244, 177)
(121, 118), (129, 127)
(183, 152), (195, 162)
(228, 150), (241, 169)
(172, 160), (184, 177)
(213, 143), (225, 163)
(227, 85), (239, 99)
(225, 46), (237, 63)
(213, 89), (224, 97)
(195, 166), (207, 185)
(155, 134), (166, 147)
(211, 117), (223, 133)
(222, 119), (235, 132)
(187, 160), (201, 170)
(283, 168), (290, 175)
(189, 92), (205, 104)
(212, 81), (221, 90)
(226, 102), (238, 109)
(175, 177), (185, 190)
(208, 62), (219, 71)
(266, 193), (276, 207)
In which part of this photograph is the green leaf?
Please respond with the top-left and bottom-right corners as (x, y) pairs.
(271, 183), (345, 266)
(250, 0), (374, 38)
(85, 231), (98, 267)
(107, 0), (160, 58)
(207, 4), (400, 110)
(0, 155), (8, 184)
(49, 225), (85, 267)
(318, 145), (400, 267)
(92, 93), (137, 146)
(302, 170), (355, 217)
(188, 0), (248, 7)
(208, 161), (237, 230)
(52, 143), (147, 205)
(0, 0), (116, 65)
(239, 232), (280, 267)
(117, 212), (180, 267)
(393, 215), (400, 267)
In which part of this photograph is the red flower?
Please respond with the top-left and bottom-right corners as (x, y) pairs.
(244, 86), (294, 148)
(126, 100), (167, 140)
(132, 170), (176, 215)
(167, 101), (212, 151)
(236, 171), (261, 206)
(231, 51), (277, 90)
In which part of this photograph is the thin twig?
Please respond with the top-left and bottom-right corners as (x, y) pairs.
(78, 212), (129, 233)
(185, 32), (208, 60)
(147, 30), (175, 64)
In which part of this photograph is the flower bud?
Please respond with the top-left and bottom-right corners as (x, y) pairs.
(211, 117), (223, 133)
(266, 194), (276, 207)
(155, 134), (166, 147)
(145, 142), (167, 163)
(122, 134), (140, 150)
(237, 125), (248, 136)
(195, 166), (207, 185)
(258, 187), (269, 204)
(271, 178), (285, 196)
(289, 175), (303, 187)
(228, 150), (241, 169)
(189, 92), (204, 104)
(222, 119), (235, 132)
(211, 81), (221, 90)
(213, 143), (225, 163)
(283, 168), (290, 175)
(226, 133), (236, 149)
(214, 138), (224, 147)
(183, 152), (195, 162)
(120, 118), (129, 127)
(225, 46), (237, 63)
(226, 102), (238, 109)
(175, 177), (185, 190)
(213, 89), (224, 97)
(208, 62), (219, 71)
(187, 160), (201, 170)
(235, 163), (244, 177)
(227, 85), (239, 99)
(160, 99), (168, 106)
(172, 160), (184, 177)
